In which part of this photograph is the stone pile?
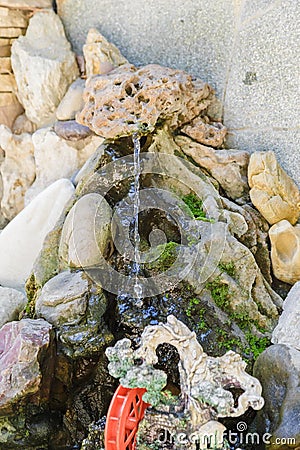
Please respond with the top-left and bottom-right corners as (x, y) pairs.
(0, 7), (299, 450)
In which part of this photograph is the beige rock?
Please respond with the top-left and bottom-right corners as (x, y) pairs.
(0, 56), (12, 73)
(0, 178), (75, 289)
(0, 73), (16, 91)
(0, 7), (29, 28)
(0, 92), (23, 128)
(59, 193), (112, 269)
(0, 44), (10, 56)
(272, 281), (300, 350)
(56, 77), (85, 121)
(0, 27), (25, 38)
(0, 0), (52, 7)
(11, 10), (79, 127)
(269, 219), (300, 284)
(83, 28), (128, 77)
(12, 112), (36, 134)
(25, 127), (103, 203)
(176, 135), (249, 200)
(77, 63), (213, 138)
(248, 151), (300, 225)
(0, 125), (35, 220)
(181, 116), (227, 148)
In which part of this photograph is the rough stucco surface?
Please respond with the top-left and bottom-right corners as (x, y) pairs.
(57, 0), (300, 184)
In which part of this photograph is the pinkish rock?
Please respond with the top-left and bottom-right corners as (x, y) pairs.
(0, 318), (53, 413)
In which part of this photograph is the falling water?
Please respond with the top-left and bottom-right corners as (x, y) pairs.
(132, 132), (143, 303)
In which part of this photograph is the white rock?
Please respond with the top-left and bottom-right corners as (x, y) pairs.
(25, 127), (103, 204)
(0, 286), (27, 328)
(0, 125), (35, 220)
(0, 178), (75, 290)
(11, 10), (79, 127)
(56, 77), (85, 121)
(272, 281), (300, 351)
(59, 193), (112, 269)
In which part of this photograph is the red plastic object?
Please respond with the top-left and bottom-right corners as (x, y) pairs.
(105, 385), (149, 450)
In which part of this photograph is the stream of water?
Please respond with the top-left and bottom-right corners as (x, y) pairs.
(132, 132), (143, 303)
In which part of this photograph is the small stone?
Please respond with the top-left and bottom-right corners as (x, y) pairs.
(11, 10), (79, 127)
(12, 112), (37, 134)
(56, 77), (85, 121)
(59, 193), (112, 269)
(35, 271), (89, 327)
(77, 63), (213, 138)
(83, 28), (128, 77)
(0, 286), (26, 328)
(272, 281), (300, 350)
(24, 127), (103, 203)
(181, 116), (227, 147)
(177, 135), (249, 200)
(54, 119), (92, 141)
(0, 124), (35, 220)
(0, 179), (74, 289)
(269, 220), (300, 284)
(0, 318), (53, 412)
(248, 151), (300, 225)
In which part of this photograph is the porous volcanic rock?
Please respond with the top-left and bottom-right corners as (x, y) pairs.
(77, 63), (213, 138)
(181, 116), (227, 148)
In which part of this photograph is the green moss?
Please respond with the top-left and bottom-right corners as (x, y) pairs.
(182, 193), (213, 222)
(218, 262), (235, 277)
(23, 273), (39, 319)
(244, 333), (270, 360)
(206, 277), (230, 309)
(186, 298), (208, 332)
(145, 241), (178, 271)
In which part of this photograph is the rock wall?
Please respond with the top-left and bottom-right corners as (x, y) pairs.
(56, 0), (300, 186)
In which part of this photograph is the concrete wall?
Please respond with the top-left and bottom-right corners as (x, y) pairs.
(57, 0), (300, 184)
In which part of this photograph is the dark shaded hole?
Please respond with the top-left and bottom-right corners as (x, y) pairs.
(125, 85), (133, 96)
